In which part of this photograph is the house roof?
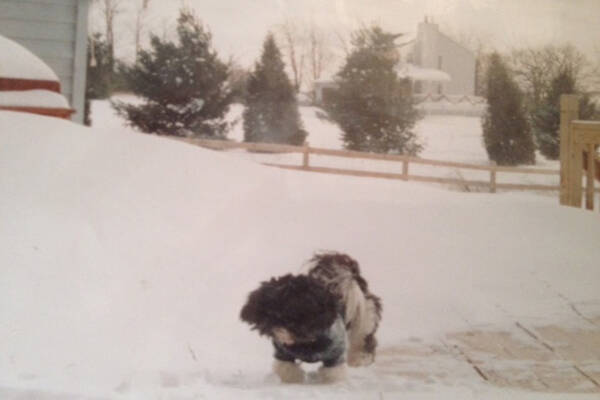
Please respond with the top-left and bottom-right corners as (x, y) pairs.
(314, 61), (450, 86)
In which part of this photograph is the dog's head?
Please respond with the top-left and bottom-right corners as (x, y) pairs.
(240, 274), (340, 340)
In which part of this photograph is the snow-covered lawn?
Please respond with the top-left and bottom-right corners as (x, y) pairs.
(180, 99), (560, 191)
(1, 105), (598, 399)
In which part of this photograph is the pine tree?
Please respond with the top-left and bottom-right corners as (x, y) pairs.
(532, 68), (596, 159)
(324, 26), (421, 154)
(482, 53), (535, 165)
(243, 34), (307, 145)
(113, 9), (233, 137)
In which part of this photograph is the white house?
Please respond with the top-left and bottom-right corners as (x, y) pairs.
(314, 19), (480, 114)
(0, 0), (91, 123)
(408, 18), (475, 96)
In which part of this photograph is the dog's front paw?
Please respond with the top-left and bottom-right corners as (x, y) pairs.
(347, 350), (375, 367)
(317, 364), (347, 383)
(273, 360), (305, 383)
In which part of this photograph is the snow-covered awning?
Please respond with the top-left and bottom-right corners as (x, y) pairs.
(313, 76), (337, 86)
(396, 63), (451, 82)
(0, 90), (69, 109)
(0, 35), (59, 82)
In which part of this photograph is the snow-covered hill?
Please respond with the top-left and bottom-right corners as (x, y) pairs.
(1, 110), (599, 399)
(94, 97), (561, 190)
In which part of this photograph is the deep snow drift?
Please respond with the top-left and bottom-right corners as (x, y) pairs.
(1, 110), (599, 399)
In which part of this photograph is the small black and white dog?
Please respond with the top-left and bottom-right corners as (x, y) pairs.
(240, 252), (382, 383)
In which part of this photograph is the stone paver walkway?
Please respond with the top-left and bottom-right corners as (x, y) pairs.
(376, 314), (600, 394)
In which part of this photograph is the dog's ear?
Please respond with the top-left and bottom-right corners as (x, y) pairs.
(240, 287), (261, 325)
(240, 274), (296, 335)
(240, 274), (341, 338)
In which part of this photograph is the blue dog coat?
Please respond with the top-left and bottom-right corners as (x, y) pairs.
(272, 315), (346, 367)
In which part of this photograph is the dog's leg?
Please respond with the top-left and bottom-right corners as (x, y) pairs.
(346, 295), (380, 367)
(316, 326), (347, 383)
(273, 360), (305, 383)
(317, 363), (347, 383)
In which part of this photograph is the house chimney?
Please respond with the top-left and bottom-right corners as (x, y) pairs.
(417, 16), (439, 68)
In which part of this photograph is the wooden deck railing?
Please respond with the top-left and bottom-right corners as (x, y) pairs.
(560, 95), (600, 210)
(177, 137), (584, 194)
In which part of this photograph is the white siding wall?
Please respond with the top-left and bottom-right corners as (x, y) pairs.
(0, 0), (90, 123)
(415, 22), (475, 96)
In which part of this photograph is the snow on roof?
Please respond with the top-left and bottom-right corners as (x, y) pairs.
(396, 63), (451, 82)
(0, 35), (59, 81)
(0, 89), (69, 109)
(315, 62), (451, 86)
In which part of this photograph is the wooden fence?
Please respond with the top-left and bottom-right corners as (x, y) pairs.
(560, 95), (600, 211)
(177, 137), (575, 194)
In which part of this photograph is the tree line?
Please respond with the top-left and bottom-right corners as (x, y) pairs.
(87, 9), (421, 155)
(86, 7), (599, 165)
(480, 46), (597, 165)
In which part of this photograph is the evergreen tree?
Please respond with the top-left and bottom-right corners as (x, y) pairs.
(532, 68), (596, 159)
(324, 26), (421, 154)
(113, 9), (233, 137)
(482, 53), (535, 165)
(243, 34), (307, 145)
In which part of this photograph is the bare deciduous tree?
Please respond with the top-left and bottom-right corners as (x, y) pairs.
(307, 22), (333, 83)
(93, 0), (123, 67)
(278, 20), (305, 93)
(333, 28), (351, 57)
(509, 44), (593, 110)
(134, 0), (151, 58)
(227, 58), (251, 103)
(276, 19), (337, 99)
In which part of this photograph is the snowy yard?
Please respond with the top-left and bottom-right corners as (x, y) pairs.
(1, 105), (599, 399)
(206, 101), (561, 191)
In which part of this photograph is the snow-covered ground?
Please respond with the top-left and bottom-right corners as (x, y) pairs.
(207, 99), (561, 191)
(1, 104), (599, 399)
(92, 95), (559, 166)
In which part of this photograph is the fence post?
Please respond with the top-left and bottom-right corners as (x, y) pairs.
(302, 143), (310, 169)
(559, 95), (579, 206)
(490, 161), (497, 193)
(402, 156), (409, 180)
(586, 143), (595, 210)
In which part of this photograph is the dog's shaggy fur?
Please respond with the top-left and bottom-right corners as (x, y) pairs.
(240, 274), (341, 339)
(305, 252), (382, 366)
(240, 252), (382, 383)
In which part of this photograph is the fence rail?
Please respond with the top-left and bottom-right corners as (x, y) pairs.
(177, 137), (595, 194)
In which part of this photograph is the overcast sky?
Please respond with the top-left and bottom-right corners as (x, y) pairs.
(97, 0), (600, 68)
